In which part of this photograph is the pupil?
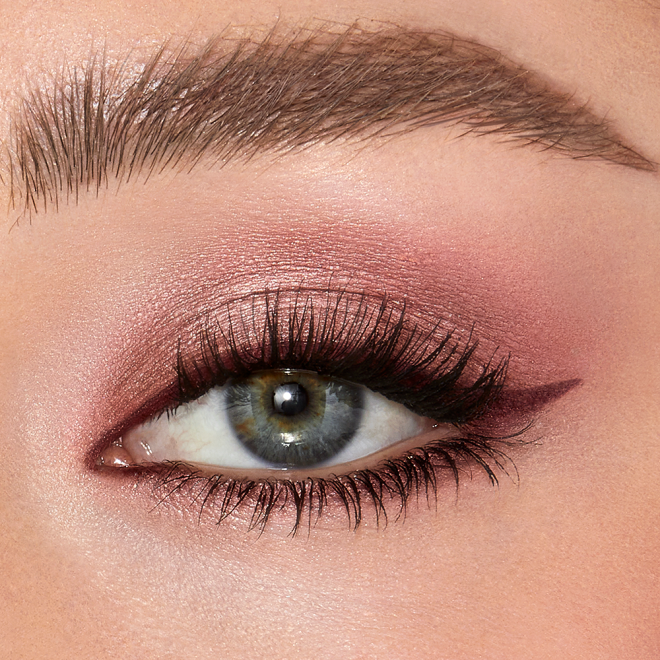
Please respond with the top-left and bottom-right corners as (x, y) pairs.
(272, 382), (309, 416)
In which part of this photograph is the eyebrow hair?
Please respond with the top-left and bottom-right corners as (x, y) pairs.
(4, 25), (655, 215)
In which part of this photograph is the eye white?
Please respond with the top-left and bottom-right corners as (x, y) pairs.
(118, 382), (440, 471)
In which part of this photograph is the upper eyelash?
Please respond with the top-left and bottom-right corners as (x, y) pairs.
(106, 287), (526, 534)
(174, 288), (510, 424)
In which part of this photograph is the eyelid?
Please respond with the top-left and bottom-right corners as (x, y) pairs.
(93, 288), (579, 533)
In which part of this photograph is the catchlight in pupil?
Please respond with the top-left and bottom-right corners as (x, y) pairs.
(272, 382), (308, 416)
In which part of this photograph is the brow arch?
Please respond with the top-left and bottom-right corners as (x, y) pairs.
(3, 24), (655, 216)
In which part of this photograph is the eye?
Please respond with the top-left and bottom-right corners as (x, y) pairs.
(100, 369), (440, 472)
(94, 290), (575, 533)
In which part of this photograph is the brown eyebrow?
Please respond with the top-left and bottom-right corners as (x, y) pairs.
(4, 24), (655, 216)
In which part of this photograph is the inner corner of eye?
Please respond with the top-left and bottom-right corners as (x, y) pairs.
(96, 370), (444, 474)
(96, 439), (135, 468)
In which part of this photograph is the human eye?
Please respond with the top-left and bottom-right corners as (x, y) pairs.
(95, 289), (574, 533)
(111, 369), (439, 471)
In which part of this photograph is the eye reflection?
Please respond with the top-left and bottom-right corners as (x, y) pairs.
(105, 369), (438, 472)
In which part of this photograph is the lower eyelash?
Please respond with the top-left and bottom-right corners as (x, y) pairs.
(116, 430), (524, 535)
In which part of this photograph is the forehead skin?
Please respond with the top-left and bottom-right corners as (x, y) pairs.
(0, 1), (659, 660)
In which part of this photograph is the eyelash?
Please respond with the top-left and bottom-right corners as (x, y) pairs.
(103, 288), (525, 534)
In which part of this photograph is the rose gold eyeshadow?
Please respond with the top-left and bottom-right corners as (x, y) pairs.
(87, 261), (584, 472)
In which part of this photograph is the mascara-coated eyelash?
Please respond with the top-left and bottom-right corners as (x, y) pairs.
(175, 290), (509, 421)
(99, 289), (527, 534)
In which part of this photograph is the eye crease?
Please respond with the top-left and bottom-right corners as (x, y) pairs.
(96, 288), (579, 532)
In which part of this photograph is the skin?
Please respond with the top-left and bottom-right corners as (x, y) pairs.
(1, 1), (659, 658)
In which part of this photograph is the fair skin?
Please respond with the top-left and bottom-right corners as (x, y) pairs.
(1, 1), (659, 658)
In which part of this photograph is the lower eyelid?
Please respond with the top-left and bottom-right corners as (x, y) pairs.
(94, 385), (565, 534)
(96, 425), (522, 535)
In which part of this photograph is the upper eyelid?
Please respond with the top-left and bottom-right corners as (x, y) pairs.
(172, 289), (508, 419)
(5, 24), (653, 219)
(92, 289), (503, 460)
(107, 285), (581, 450)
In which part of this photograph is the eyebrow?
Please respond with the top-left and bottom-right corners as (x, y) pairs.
(4, 25), (655, 215)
